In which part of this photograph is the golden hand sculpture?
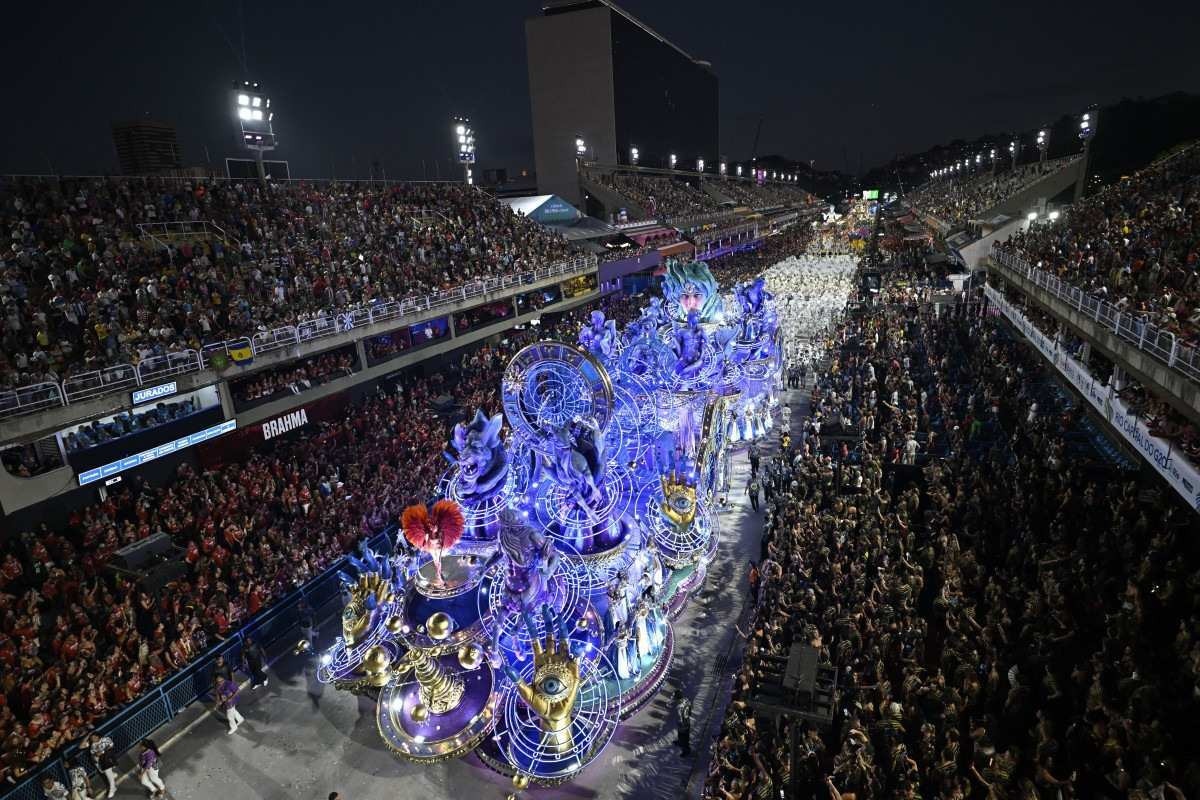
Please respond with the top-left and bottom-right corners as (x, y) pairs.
(502, 606), (581, 754)
(660, 470), (698, 529)
(341, 571), (394, 646)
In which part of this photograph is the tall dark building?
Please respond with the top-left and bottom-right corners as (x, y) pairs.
(111, 119), (182, 175)
(526, 0), (718, 203)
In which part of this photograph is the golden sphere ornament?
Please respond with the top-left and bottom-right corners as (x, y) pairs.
(457, 643), (483, 670)
(512, 773), (531, 789)
(385, 616), (404, 635)
(410, 703), (430, 723)
(426, 612), (454, 641)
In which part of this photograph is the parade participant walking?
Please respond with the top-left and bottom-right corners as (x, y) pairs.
(746, 474), (761, 512)
(136, 740), (166, 798)
(215, 674), (245, 734)
(673, 689), (693, 757)
(243, 636), (269, 688)
(82, 731), (118, 799)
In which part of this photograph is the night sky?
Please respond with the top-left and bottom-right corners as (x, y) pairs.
(1, 0), (1196, 179)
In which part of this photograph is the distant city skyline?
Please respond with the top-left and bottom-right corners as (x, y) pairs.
(1, 0), (1196, 178)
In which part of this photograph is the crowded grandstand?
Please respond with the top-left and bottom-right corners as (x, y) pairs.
(2, 2), (1199, 799)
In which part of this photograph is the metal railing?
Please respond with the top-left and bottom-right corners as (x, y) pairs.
(1, 255), (596, 421)
(136, 220), (235, 250)
(992, 247), (1200, 384)
(0, 528), (392, 800)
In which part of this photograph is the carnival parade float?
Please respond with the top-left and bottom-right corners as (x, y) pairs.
(314, 260), (781, 790)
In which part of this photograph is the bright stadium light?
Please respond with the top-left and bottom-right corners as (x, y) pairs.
(1027, 211), (1038, 221)
(696, 157), (705, 172)
(1037, 127), (1049, 163)
(1048, 210), (1060, 221)
(233, 80), (275, 182)
(669, 153), (677, 168)
(1079, 106), (1097, 141)
(719, 160), (727, 175)
(736, 164), (743, 176)
(630, 145), (639, 164)
(454, 116), (475, 184)
(575, 136), (587, 157)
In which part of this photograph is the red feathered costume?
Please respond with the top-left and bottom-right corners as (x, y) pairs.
(401, 500), (465, 586)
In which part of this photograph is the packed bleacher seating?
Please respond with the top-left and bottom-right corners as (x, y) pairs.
(715, 179), (816, 210)
(0, 289), (642, 781)
(907, 157), (1079, 230)
(230, 347), (357, 407)
(0, 178), (575, 395)
(996, 142), (1200, 347)
(704, 266), (1200, 800)
(602, 173), (721, 220)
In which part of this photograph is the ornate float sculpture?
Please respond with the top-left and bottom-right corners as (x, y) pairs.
(317, 259), (782, 788)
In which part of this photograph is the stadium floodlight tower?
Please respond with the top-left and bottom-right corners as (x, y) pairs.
(1076, 105), (1099, 201)
(630, 145), (639, 165)
(696, 157), (705, 174)
(990, 148), (997, 174)
(234, 81), (275, 183)
(736, 164), (743, 177)
(719, 158), (727, 177)
(454, 117), (476, 185)
(669, 152), (677, 169)
(1010, 139), (1019, 169)
(1036, 127), (1049, 165)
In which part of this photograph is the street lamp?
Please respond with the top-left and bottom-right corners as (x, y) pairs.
(454, 116), (475, 184)
(630, 145), (639, 165)
(233, 81), (276, 182)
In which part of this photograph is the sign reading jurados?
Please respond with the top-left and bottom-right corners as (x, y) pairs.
(262, 408), (309, 441)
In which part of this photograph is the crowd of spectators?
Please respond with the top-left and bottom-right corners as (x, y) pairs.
(716, 179), (817, 210)
(231, 347), (357, 406)
(0, 288), (645, 783)
(1005, 290), (1200, 468)
(0, 177), (576, 394)
(601, 173), (721, 220)
(997, 142), (1200, 348)
(705, 267), (1199, 799)
(706, 224), (817, 286)
(908, 157), (1079, 230)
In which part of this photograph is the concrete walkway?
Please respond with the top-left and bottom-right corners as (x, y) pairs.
(99, 388), (810, 800)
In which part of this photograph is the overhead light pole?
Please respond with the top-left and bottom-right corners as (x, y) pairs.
(1036, 127), (1049, 165)
(454, 117), (475, 185)
(234, 81), (275, 184)
(1076, 105), (1098, 202)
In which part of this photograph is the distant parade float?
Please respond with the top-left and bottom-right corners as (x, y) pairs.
(315, 260), (782, 788)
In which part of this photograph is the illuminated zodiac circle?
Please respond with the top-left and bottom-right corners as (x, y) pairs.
(502, 341), (614, 453)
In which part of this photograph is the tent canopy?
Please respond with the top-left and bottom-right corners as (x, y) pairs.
(501, 194), (582, 225)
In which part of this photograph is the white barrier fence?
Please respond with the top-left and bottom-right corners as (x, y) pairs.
(986, 285), (1200, 513)
(992, 247), (1200, 385)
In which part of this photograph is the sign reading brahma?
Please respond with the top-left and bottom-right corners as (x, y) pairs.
(262, 408), (310, 441)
